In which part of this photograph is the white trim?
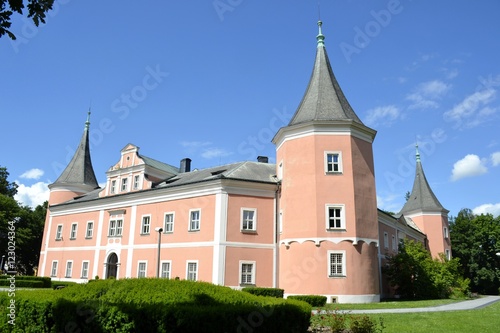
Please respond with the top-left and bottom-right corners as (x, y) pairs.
(137, 260), (147, 278)
(70, 222), (78, 240)
(383, 232), (388, 249)
(160, 260), (172, 278)
(324, 151), (343, 174)
(126, 205), (137, 278)
(163, 211), (175, 233)
(85, 221), (94, 238)
(65, 260), (74, 278)
(55, 224), (63, 240)
(239, 260), (256, 285)
(188, 209), (201, 231)
(40, 215), (53, 276)
(240, 207), (257, 232)
(81, 260), (90, 279)
(213, 192), (228, 285)
(186, 260), (199, 281)
(325, 204), (346, 230)
(327, 250), (346, 277)
(92, 210), (105, 279)
(140, 214), (152, 235)
(280, 237), (378, 248)
(286, 293), (380, 304)
(50, 260), (58, 277)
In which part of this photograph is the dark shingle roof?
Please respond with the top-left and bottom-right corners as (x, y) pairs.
(51, 120), (99, 189)
(140, 154), (179, 175)
(288, 22), (364, 126)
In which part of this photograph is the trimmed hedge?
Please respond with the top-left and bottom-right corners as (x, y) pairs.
(287, 295), (327, 307)
(0, 278), (311, 333)
(0, 276), (52, 288)
(242, 287), (285, 298)
(52, 281), (78, 289)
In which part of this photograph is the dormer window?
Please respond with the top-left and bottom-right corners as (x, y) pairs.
(133, 175), (140, 190)
(110, 180), (116, 194)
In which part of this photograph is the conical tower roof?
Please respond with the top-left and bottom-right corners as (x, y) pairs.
(288, 21), (364, 126)
(50, 112), (99, 191)
(399, 145), (448, 215)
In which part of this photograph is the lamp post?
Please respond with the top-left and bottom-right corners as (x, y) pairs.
(155, 227), (163, 278)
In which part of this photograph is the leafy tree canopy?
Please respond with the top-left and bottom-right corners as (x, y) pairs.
(0, 0), (54, 40)
(0, 166), (18, 197)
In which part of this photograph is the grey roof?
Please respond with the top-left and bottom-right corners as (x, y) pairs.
(399, 158), (448, 215)
(156, 161), (277, 188)
(51, 122), (99, 190)
(140, 154), (179, 175)
(288, 28), (364, 126)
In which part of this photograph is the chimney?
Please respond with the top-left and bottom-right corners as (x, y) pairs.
(180, 158), (191, 173)
(257, 156), (268, 163)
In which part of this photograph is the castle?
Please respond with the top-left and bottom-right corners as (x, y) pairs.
(38, 21), (451, 303)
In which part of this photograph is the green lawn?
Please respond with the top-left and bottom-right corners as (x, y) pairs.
(322, 299), (460, 310)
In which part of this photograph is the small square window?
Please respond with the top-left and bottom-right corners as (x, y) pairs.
(326, 205), (345, 230)
(109, 219), (123, 237)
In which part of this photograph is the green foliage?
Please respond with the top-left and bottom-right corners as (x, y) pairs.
(384, 239), (468, 299)
(287, 295), (327, 307)
(52, 281), (78, 289)
(0, 0), (54, 40)
(310, 311), (384, 333)
(0, 166), (18, 197)
(0, 275), (52, 288)
(242, 286), (284, 298)
(449, 208), (500, 294)
(0, 278), (311, 333)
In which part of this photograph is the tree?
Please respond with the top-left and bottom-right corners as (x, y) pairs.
(450, 208), (500, 294)
(384, 239), (468, 299)
(0, 166), (18, 197)
(0, 0), (54, 40)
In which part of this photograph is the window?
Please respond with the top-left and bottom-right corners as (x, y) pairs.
(328, 251), (346, 277)
(241, 209), (256, 231)
(51, 261), (58, 277)
(110, 180), (116, 194)
(240, 262), (255, 285)
(86, 221), (94, 238)
(444, 227), (449, 239)
(326, 205), (345, 230)
(141, 215), (151, 234)
(121, 178), (128, 192)
(278, 160), (283, 180)
(383, 232), (388, 249)
(65, 261), (73, 278)
(392, 235), (397, 251)
(164, 213), (174, 233)
(161, 262), (171, 279)
(133, 175), (140, 190)
(138, 262), (147, 278)
(445, 249), (451, 260)
(81, 261), (89, 279)
(186, 261), (198, 281)
(189, 210), (200, 231)
(325, 152), (342, 173)
(70, 223), (78, 240)
(55, 225), (63, 240)
(108, 219), (123, 237)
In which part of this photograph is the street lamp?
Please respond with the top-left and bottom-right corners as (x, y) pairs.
(155, 227), (163, 278)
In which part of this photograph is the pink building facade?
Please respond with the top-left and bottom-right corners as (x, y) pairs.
(38, 21), (450, 303)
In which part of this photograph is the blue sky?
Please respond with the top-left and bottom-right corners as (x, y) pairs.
(1, 0), (499, 218)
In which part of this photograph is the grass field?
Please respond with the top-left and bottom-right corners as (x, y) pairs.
(317, 299), (500, 333)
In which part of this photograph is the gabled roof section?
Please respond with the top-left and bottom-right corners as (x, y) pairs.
(140, 155), (179, 175)
(288, 21), (363, 126)
(50, 112), (99, 190)
(399, 145), (448, 215)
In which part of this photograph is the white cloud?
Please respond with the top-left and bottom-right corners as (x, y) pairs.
(376, 194), (402, 214)
(450, 154), (488, 181)
(443, 88), (497, 128)
(406, 80), (451, 110)
(180, 141), (212, 148)
(201, 148), (232, 159)
(472, 203), (500, 217)
(14, 181), (50, 208)
(20, 168), (44, 180)
(491, 152), (500, 166)
(364, 105), (400, 127)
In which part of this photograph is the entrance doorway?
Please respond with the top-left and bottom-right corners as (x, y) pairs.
(106, 253), (118, 279)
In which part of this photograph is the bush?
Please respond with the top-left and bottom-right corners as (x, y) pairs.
(242, 287), (284, 298)
(0, 278), (311, 333)
(52, 281), (78, 289)
(310, 311), (385, 333)
(0, 275), (51, 288)
(287, 295), (327, 307)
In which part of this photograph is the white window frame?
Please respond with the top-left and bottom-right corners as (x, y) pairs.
(186, 261), (198, 281)
(133, 175), (140, 190)
(325, 151), (343, 174)
(65, 260), (73, 278)
(189, 209), (201, 231)
(241, 208), (257, 232)
(392, 235), (397, 251)
(239, 260), (256, 285)
(141, 215), (151, 235)
(164, 212), (175, 233)
(51, 261), (58, 277)
(86, 221), (94, 239)
(325, 204), (346, 230)
(327, 250), (346, 278)
(383, 232), (389, 249)
(55, 224), (63, 240)
(121, 177), (128, 192)
(279, 210), (283, 234)
(444, 227), (449, 239)
(161, 261), (172, 279)
(108, 218), (123, 237)
(81, 261), (89, 279)
(445, 249), (451, 260)
(110, 180), (116, 194)
(137, 261), (147, 278)
(70, 222), (78, 240)
(278, 160), (283, 180)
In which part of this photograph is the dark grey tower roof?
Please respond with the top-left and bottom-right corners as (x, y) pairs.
(399, 146), (448, 215)
(50, 112), (99, 190)
(288, 21), (364, 126)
